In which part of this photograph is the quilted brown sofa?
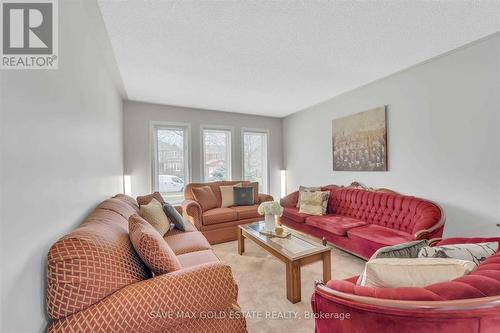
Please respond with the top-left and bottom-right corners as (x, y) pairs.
(182, 181), (273, 244)
(46, 194), (246, 333)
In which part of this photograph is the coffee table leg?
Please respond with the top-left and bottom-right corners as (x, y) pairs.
(237, 228), (244, 255)
(286, 261), (301, 303)
(322, 250), (331, 282)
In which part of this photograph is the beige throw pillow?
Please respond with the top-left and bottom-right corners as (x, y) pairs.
(360, 258), (476, 288)
(299, 191), (328, 215)
(139, 198), (170, 236)
(296, 186), (322, 208)
(357, 240), (429, 285)
(220, 183), (242, 208)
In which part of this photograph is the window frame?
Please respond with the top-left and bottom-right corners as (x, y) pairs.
(200, 125), (233, 182)
(241, 128), (270, 194)
(150, 121), (192, 199)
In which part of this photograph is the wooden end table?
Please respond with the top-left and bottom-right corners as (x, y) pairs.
(237, 221), (331, 304)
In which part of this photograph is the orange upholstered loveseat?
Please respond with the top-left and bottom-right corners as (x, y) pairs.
(46, 194), (246, 333)
(182, 181), (273, 244)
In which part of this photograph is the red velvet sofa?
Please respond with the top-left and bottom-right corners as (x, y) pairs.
(280, 184), (445, 259)
(312, 237), (500, 333)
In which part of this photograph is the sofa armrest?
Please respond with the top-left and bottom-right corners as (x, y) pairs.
(413, 202), (446, 240)
(48, 262), (243, 333)
(279, 191), (298, 208)
(182, 199), (203, 230)
(257, 193), (273, 204)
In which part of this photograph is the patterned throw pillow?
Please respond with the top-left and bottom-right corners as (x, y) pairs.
(220, 183), (242, 208)
(299, 191), (329, 215)
(191, 186), (218, 211)
(162, 202), (187, 232)
(136, 192), (165, 207)
(128, 214), (181, 275)
(139, 198), (170, 236)
(296, 186), (322, 208)
(418, 242), (499, 267)
(233, 187), (254, 206)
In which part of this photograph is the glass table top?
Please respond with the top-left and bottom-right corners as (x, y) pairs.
(242, 221), (329, 260)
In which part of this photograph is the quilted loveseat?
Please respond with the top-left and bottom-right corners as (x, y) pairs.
(313, 237), (500, 333)
(280, 184), (444, 259)
(46, 194), (246, 333)
(182, 181), (273, 244)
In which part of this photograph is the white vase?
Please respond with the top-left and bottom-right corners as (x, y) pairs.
(264, 214), (276, 232)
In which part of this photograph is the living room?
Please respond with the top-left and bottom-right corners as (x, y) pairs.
(1, 1), (499, 333)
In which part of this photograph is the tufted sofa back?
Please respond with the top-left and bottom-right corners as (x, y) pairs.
(184, 180), (253, 208)
(47, 195), (150, 320)
(330, 188), (442, 235)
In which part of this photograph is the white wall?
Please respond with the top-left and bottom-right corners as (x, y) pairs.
(283, 34), (500, 237)
(0, 1), (125, 332)
(124, 101), (283, 199)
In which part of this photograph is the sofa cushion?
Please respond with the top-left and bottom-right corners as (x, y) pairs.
(177, 249), (220, 268)
(230, 205), (260, 220)
(164, 231), (211, 255)
(139, 198), (171, 236)
(348, 224), (413, 247)
(305, 215), (367, 236)
(282, 207), (310, 223)
(192, 185), (219, 211)
(202, 208), (238, 225)
(128, 214), (181, 275)
(248, 181), (259, 204)
(136, 192), (165, 207)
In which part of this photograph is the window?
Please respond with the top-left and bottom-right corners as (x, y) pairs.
(243, 130), (269, 193)
(152, 123), (190, 204)
(202, 128), (232, 181)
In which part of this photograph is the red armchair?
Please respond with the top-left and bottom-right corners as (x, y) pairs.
(312, 237), (500, 333)
(280, 184), (445, 259)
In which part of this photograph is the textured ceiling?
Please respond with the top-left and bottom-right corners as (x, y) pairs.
(98, 0), (500, 117)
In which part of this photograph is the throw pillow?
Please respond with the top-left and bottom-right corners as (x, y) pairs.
(360, 258), (476, 288)
(162, 202), (187, 232)
(234, 187), (254, 206)
(191, 186), (218, 211)
(136, 192), (165, 207)
(139, 198), (170, 236)
(220, 183), (242, 208)
(418, 242), (499, 267)
(299, 191), (329, 215)
(129, 214), (181, 275)
(357, 240), (429, 285)
(296, 186), (322, 208)
(248, 182), (259, 204)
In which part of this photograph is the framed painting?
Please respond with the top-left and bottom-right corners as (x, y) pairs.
(332, 106), (387, 171)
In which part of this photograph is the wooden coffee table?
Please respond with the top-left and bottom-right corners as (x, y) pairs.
(237, 221), (331, 304)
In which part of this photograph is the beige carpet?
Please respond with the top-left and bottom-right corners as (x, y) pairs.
(213, 240), (365, 333)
